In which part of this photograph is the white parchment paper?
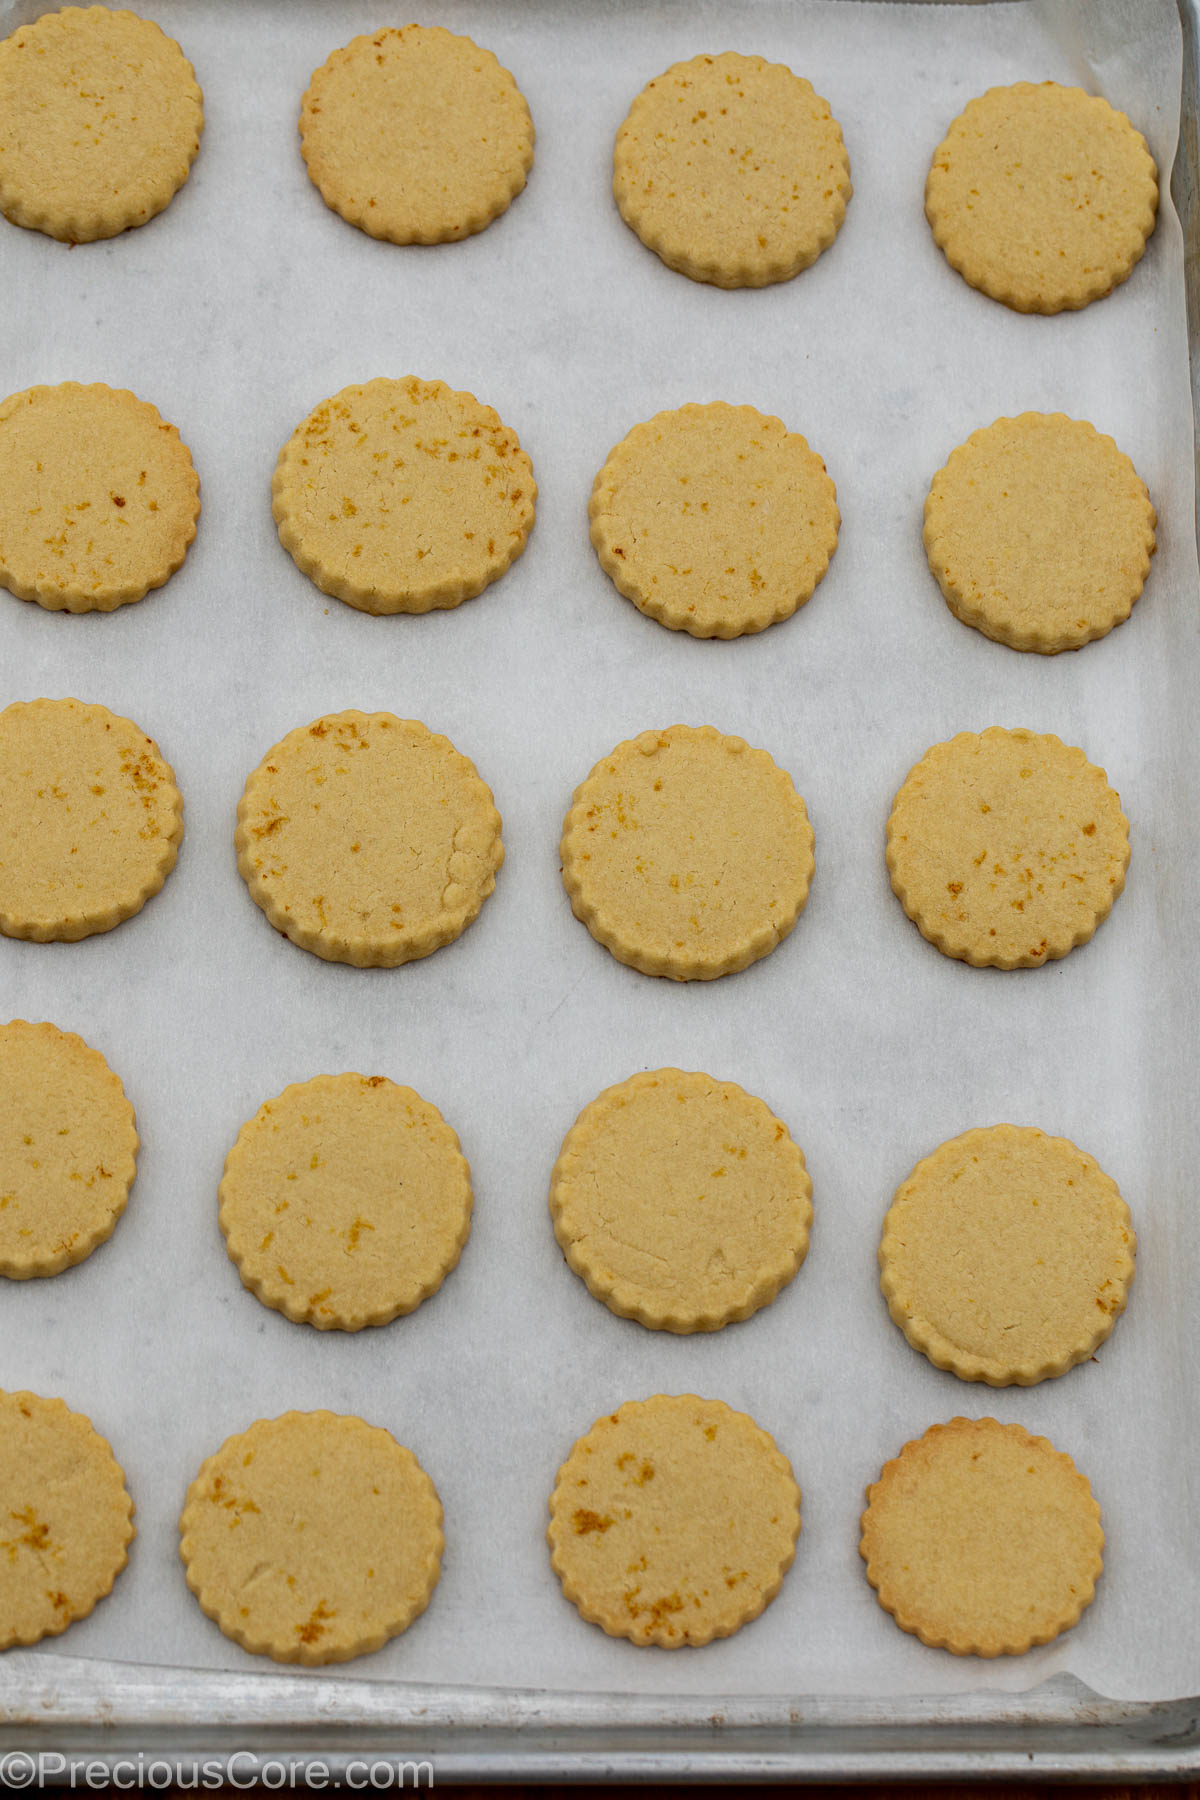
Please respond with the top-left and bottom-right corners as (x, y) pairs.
(1, 0), (1197, 1708)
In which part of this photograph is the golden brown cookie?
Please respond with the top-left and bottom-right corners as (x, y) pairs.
(219, 1073), (472, 1331)
(236, 711), (502, 968)
(924, 414), (1156, 653)
(0, 6), (203, 242)
(0, 697), (184, 942)
(272, 377), (535, 614)
(589, 403), (839, 638)
(0, 1389), (134, 1648)
(300, 24), (533, 245)
(560, 725), (814, 981)
(179, 1411), (442, 1665)
(614, 52), (851, 287)
(547, 1394), (800, 1647)
(0, 384), (200, 612)
(860, 1418), (1104, 1656)
(925, 82), (1158, 313)
(0, 1020), (138, 1279)
(885, 728), (1129, 969)
(550, 1069), (811, 1332)
(880, 1125), (1135, 1385)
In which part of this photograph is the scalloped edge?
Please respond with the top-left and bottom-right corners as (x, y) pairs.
(589, 403), (839, 638)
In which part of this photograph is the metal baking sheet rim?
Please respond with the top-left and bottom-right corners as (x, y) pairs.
(1, 0), (1199, 1781)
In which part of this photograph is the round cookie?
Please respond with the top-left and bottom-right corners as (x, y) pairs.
(550, 1069), (812, 1332)
(589, 403), (839, 638)
(860, 1418), (1104, 1656)
(179, 1412), (442, 1666)
(272, 377), (536, 614)
(924, 414), (1156, 654)
(0, 384), (201, 612)
(235, 711), (503, 968)
(220, 1073), (472, 1331)
(0, 1389), (134, 1648)
(0, 697), (184, 942)
(0, 1020), (138, 1279)
(547, 1394), (800, 1647)
(300, 24), (533, 245)
(613, 52), (851, 288)
(560, 725), (814, 981)
(925, 82), (1158, 314)
(885, 728), (1129, 969)
(880, 1125), (1136, 1385)
(0, 7), (204, 242)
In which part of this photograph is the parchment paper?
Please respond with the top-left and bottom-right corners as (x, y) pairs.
(1, 0), (1197, 1707)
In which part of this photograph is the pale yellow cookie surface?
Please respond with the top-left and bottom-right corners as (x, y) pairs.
(272, 377), (535, 614)
(589, 404), (839, 638)
(0, 384), (200, 612)
(550, 1069), (811, 1332)
(220, 1073), (472, 1331)
(925, 82), (1158, 313)
(614, 52), (851, 287)
(924, 414), (1156, 653)
(547, 1394), (800, 1648)
(0, 697), (183, 943)
(0, 1020), (137, 1279)
(179, 1411), (442, 1666)
(236, 711), (502, 968)
(860, 1418), (1103, 1656)
(561, 725), (814, 981)
(0, 1389), (134, 1648)
(0, 6), (203, 242)
(886, 728), (1129, 969)
(300, 24), (533, 245)
(880, 1125), (1135, 1386)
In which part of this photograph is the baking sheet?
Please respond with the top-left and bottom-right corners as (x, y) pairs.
(1, 0), (1197, 1714)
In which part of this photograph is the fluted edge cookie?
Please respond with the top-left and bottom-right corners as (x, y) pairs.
(0, 1390), (134, 1648)
(885, 727), (1129, 969)
(547, 1394), (800, 1647)
(0, 7), (203, 243)
(561, 724), (814, 981)
(879, 1124), (1136, 1385)
(614, 52), (851, 288)
(550, 1068), (812, 1331)
(589, 403), (839, 638)
(0, 1020), (138, 1278)
(925, 82), (1158, 314)
(0, 384), (200, 612)
(179, 1411), (443, 1665)
(860, 1418), (1104, 1656)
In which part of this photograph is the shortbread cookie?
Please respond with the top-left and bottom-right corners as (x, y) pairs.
(236, 711), (502, 967)
(0, 7), (203, 242)
(220, 1073), (472, 1331)
(547, 1395), (800, 1647)
(880, 1125), (1135, 1386)
(0, 384), (200, 612)
(860, 1418), (1103, 1656)
(589, 404), (839, 638)
(0, 698), (183, 942)
(0, 1390), (134, 1648)
(179, 1412), (442, 1665)
(614, 52), (851, 287)
(550, 1069), (811, 1332)
(925, 83), (1158, 313)
(886, 728), (1129, 969)
(924, 414), (1156, 653)
(272, 377), (535, 614)
(561, 725), (814, 981)
(0, 1020), (138, 1279)
(300, 25), (533, 244)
